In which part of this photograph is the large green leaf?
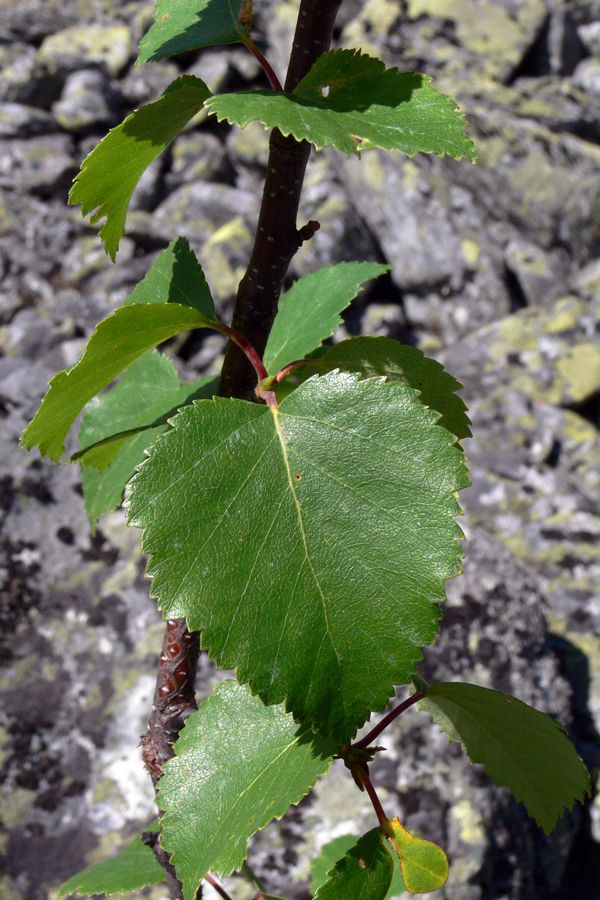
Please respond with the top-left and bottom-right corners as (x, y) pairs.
(21, 239), (218, 463)
(138, 0), (247, 64)
(70, 76), (211, 259)
(311, 834), (406, 898)
(313, 829), (394, 900)
(127, 371), (468, 743)
(384, 818), (448, 893)
(158, 680), (333, 900)
(263, 262), (390, 374)
(57, 823), (164, 897)
(77, 351), (218, 529)
(418, 682), (591, 834)
(207, 50), (476, 160)
(314, 337), (471, 441)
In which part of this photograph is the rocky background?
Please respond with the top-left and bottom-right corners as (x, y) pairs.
(1, 0), (600, 898)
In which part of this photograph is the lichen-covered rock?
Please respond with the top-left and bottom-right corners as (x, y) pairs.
(442, 291), (600, 407)
(153, 181), (260, 248)
(0, 44), (64, 109)
(0, 104), (56, 139)
(0, 135), (77, 197)
(52, 69), (122, 133)
(37, 25), (133, 78)
(0, 0), (77, 43)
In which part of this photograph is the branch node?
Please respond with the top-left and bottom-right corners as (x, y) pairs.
(298, 219), (320, 244)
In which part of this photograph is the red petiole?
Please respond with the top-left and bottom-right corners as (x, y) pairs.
(242, 35), (284, 91)
(355, 690), (427, 749)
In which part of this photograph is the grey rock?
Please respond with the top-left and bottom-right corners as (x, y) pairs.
(578, 20), (600, 56)
(0, 0), (77, 43)
(504, 239), (569, 307)
(37, 24), (133, 79)
(441, 292), (600, 408)
(166, 132), (227, 191)
(0, 195), (75, 277)
(573, 57), (600, 96)
(52, 69), (122, 133)
(186, 50), (233, 94)
(153, 180), (260, 245)
(0, 44), (64, 109)
(338, 151), (466, 294)
(119, 59), (181, 107)
(0, 134), (77, 197)
(0, 104), (56, 139)
(450, 103), (600, 262)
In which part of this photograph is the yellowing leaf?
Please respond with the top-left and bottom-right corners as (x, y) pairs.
(384, 818), (448, 894)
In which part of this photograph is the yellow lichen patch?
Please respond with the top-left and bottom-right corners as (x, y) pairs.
(449, 799), (485, 845)
(461, 239), (480, 269)
(0, 786), (36, 828)
(556, 344), (600, 404)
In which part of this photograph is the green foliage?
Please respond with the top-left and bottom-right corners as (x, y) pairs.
(70, 77), (211, 259)
(313, 829), (395, 900)
(20, 239), (219, 462)
(57, 824), (164, 897)
(127, 371), (468, 743)
(207, 50), (477, 159)
(310, 337), (471, 441)
(20, 303), (214, 463)
(77, 351), (218, 529)
(158, 680), (333, 899)
(138, 0), (247, 64)
(263, 261), (390, 374)
(311, 835), (406, 898)
(384, 818), (448, 893)
(418, 681), (591, 834)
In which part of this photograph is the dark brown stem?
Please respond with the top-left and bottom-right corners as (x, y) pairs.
(354, 691), (427, 750)
(141, 620), (200, 898)
(141, 619), (201, 786)
(142, 829), (185, 900)
(217, 0), (343, 402)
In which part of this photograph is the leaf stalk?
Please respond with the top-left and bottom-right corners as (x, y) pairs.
(242, 35), (284, 91)
(354, 690), (427, 749)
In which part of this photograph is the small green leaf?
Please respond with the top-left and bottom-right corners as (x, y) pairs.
(21, 240), (218, 462)
(122, 235), (215, 319)
(127, 371), (469, 743)
(311, 835), (406, 898)
(263, 262), (390, 374)
(207, 50), (476, 160)
(138, 0), (247, 64)
(384, 818), (448, 894)
(57, 823), (164, 897)
(419, 682), (591, 834)
(158, 680), (333, 900)
(313, 829), (394, 900)
(21, 304), (214, 463)
(77, 351), (218, 529)
(70, 76), (211, 259)
(315, 337), (471, 441)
